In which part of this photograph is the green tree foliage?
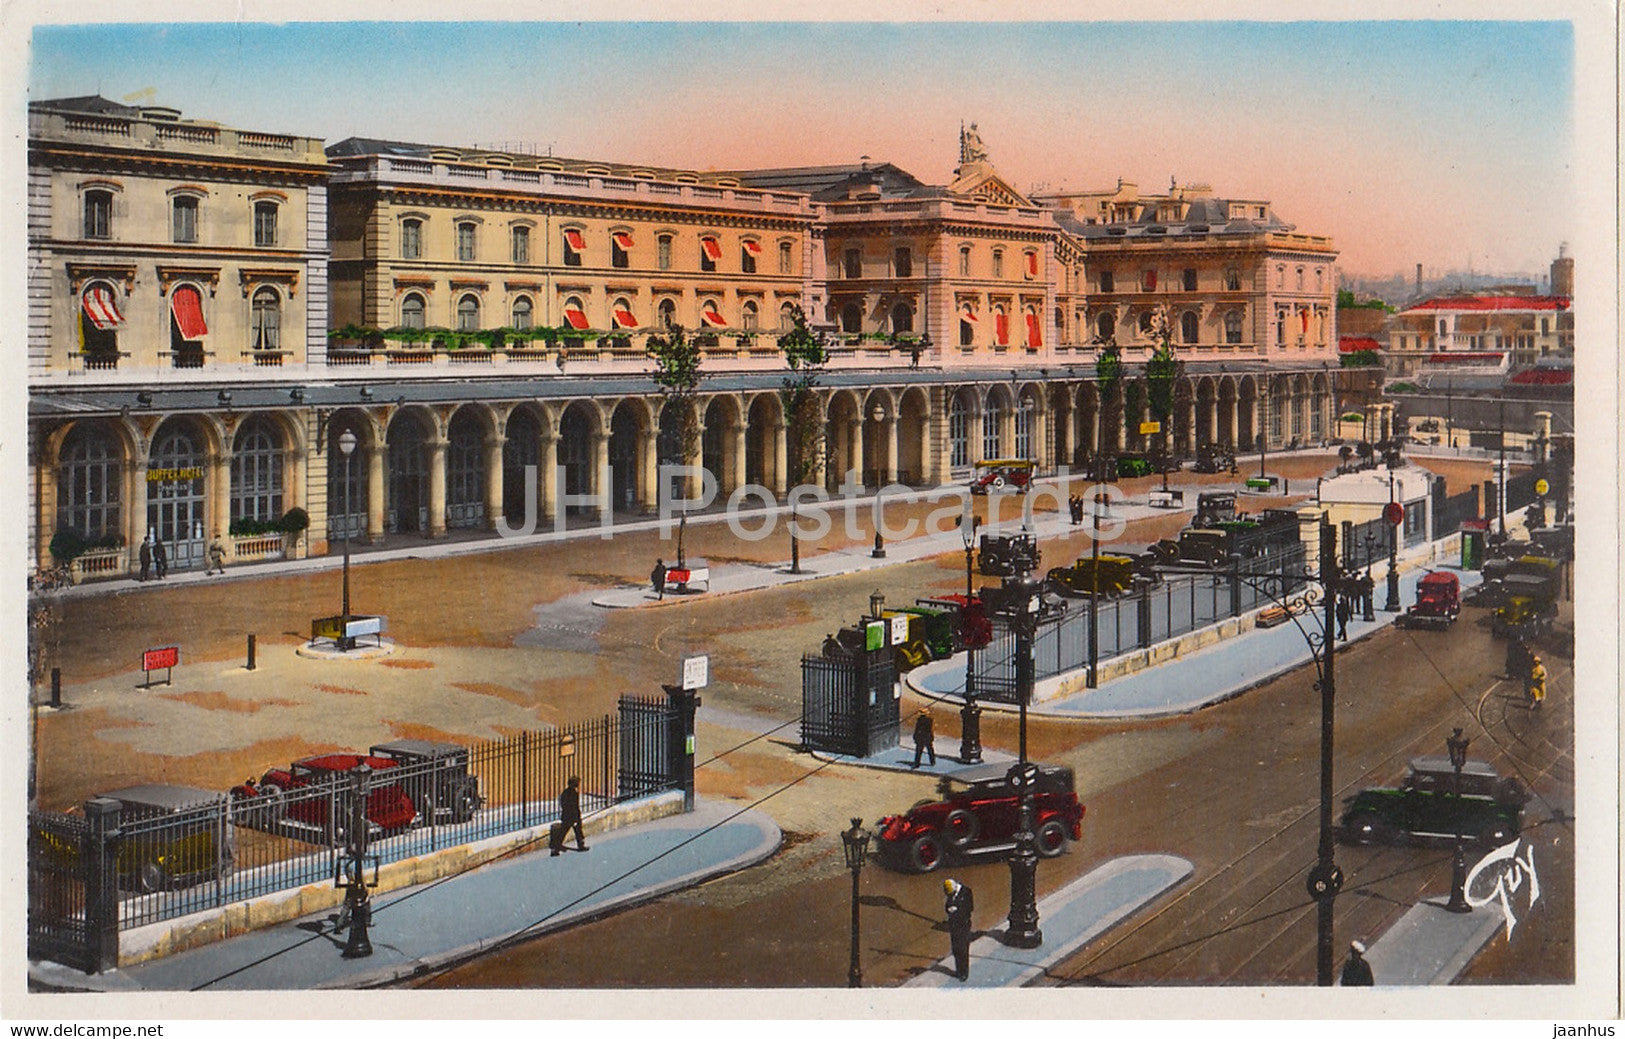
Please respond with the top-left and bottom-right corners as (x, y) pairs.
(1340, 349), (1382, 368)
(778, 304), (829, 486)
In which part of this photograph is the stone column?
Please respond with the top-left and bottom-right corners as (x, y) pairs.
(539, 431), (559, 522)
(729, 420), (747, 496)
(128, 453), (150, 573)
(592, 432), (612, 520)
(212, 450), (233, 560)
(426, 437), (448, 537)
(365, 445), (386, 541)
(848, 418), (865, 488)
(927, 386), (952, 486)
(484, 433), (506, 530)
(771, 421), (788, 497)
(882, 417), (899, 485)
(638, 428), (660, 512)
(1225, 397), (1239, 449)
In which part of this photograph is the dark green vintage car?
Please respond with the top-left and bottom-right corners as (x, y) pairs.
(1339, 757), (1525, 847)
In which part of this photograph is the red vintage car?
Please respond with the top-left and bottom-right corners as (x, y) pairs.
(231, 753), (417, 841)
(1400, 571), (1461, 630)
(874, 763), (1085, 873)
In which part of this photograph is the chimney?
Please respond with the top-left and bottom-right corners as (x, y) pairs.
(1415, 264), (1423, 294)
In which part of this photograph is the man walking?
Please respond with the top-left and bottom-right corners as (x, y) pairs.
(1336, 589), (1351, 641)
(138, 535), (152, 582)
(1360, 570), (1375, 617)
(1340, 939), (1375, 986)
(911, 707), (936, 768)
(152, 534), (168, 580)
(651, 559), (668, 601)
(206, 531), (227, 575)
(943, 878), (974, 982)
(551, 775), (588, 855)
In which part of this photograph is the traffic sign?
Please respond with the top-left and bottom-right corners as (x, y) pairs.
(1139, 420), (1161, 435)
(1534, 479), (1549, 496)
(1383, 502), (1405, 525)
(680, 653), (710, 691)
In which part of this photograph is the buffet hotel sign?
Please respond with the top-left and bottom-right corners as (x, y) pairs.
(148, 467), (205, 483)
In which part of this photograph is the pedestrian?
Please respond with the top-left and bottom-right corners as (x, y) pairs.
(206, 531), (227, 575)
(138, 534), (152, 582)
(1340, 939), (1375, 986)
(550, 775), (588, 855)
(1336, 590), (1351, 640)
(911, 707), (936, 768)
(1360, 571), (1375, 616)
(651, 558), (667, 601)
(943, 878), (974, 982)
(152, 534), (168, 579)
(1528, 655), (1547, 709)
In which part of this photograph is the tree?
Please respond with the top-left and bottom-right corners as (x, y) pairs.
(647, 324), (703, 566)
(1092, 334), (1122, 481)
(1145, 308), (1185, 489)
(778, 305), (828, 573)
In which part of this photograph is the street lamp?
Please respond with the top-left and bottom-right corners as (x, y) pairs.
(1087, 460), (1107, 690)
(869, 589), (885, 620)
(338, 430), (358, 652)
(871, 405), (887, 558)
(1444, 728), (1473, 914)
(1003, 575), (1044, 950)
(840, 817), (870, 987)
(957, 515), (982, 765)
(1385, 473), (1401, 612)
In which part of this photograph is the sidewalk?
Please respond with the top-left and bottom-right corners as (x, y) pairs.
(29, 798), (781, 992)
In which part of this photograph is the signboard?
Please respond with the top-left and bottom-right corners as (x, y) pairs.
(1383, 502), (1406, 526)
(864, 621), (886, 652)
(140, 645), (179, 688)
(1534, 479), (1549, 496)
(1139, 421), (1161, 435)
(888, 614), (909, 647)
(312, 615), (388, 640)
(680, 653), (710, 691)
(146, 467), (205, 483)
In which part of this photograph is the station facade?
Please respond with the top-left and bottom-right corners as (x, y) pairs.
(29, 101), (1343, 577)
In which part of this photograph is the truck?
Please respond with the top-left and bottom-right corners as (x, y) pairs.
(1485, 555), (1561, 639)
(1399, 571), (1460, 629)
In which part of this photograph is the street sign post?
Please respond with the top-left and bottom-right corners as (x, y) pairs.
(1383, 502), (1405, 526)
(140, 645), (179, 688)
(680, 653), (710, 691)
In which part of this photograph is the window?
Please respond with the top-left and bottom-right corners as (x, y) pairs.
(511, 226), (530, 264)
(992, 250), (1004, 279)
(1055, 307), (1066, 340)
(401, 293), (426, 329)
(172, 196), (199, 243)
(840, 302), (862, 333)
(844, 248), (862, 279)
(611, 231), (631, 269)
(1095, 312), (1116, 341)
(231, 418), (284, 524)
(611, 297), (637, 332)
(1015, 400), (1032, 458)
(1181, 311), (1199, 344)
(562, 228), (583, 267)
(1255, 206), (1266, 219)
(1099, 270), (1115, 293)
(1140, 269), (1157, 292)
(960, 307), (975, 346)
(994, 306), (1009, 346)
(457, 294), (480, 332)
(1540, 318), (1550, 335)
(982, 399), (1002, 459)
(1024, 308), (1041, 348)
(401, 219), (423, 259)
(949, 396), (969, 467)
(1024, 251), (1038, 279)
(895, 247), (912, 278)
(959, 246), (971, 277)
(742, 300), (759, 331)
(779, 301), (796, 331)
(1224, 310), (1243, 345)
(83, 190), (112, 239)
(1138, 312), (1155, 337)
(657, 234), (673, 270)
(79, 283), (122, 357)
(512, 296), (533, 331)
(1315, 268), (1324, 289)
(700, 236), (719, 273)
(891, 302), (913, 334)
(254, 201), (278, 247)
(658, 299), (676, 329)
(1296, 267), (1304, 290)
(1224, 268), (1241, 292)
(1182, 268), (1197, 292)
(741, 241), (757, 274)
(1276, 265), (1285, 289)
(457, 222), (477, 262)
(57, 424), (121, 542)
(779, 241), (793, 275)
(251, 288), (281, 351)
(1276, 311), (1287, 346)
(562, 296), (590, 331)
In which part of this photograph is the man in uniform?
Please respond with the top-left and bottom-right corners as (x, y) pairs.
(944, 878), (974, 981)
(1529, 655), (1547, 708)
(1340, 939), (1375, 986)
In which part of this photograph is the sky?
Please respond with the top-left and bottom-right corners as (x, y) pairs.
(23, 17), (1582, 279)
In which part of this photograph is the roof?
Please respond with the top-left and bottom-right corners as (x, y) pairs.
(1404, 296), (1570, 313)
(730, 162), (928, 201)
(1339, 336), (1381, 353)
(1054, 198), (1298, 241)
(1508, 367), (1573, 386)
(98, 785), (228, 810)
(30, 95), (144, 116)
(1425, 352), (1505, 364)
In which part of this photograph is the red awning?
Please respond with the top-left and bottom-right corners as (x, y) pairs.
(170, 286), (208, 340)
(563, 229), (586, 253)
(81, 287), (123, 330)
(611, 231), (634, 251)
(742, 240), (762, 257)
(700, 308), (727, 328)
(1025, 313), (1042, 347)
(700, 237), (722, 262)
(960, 306), (978, 325)
(562, 306), (590, 331)
(1300, 308), (1309, 333)
(1143, 270), (1157, 290)
(995, 312), (1009, 345)
(1027, 252), (1039, 276)
(613, 307), (639, 329)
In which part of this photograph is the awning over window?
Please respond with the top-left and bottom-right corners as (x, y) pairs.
(994, 313), (1009, 344)
(700, 237), (722, 262)
(700, 308), (728, 328)
(81, 287), (124, 330)
(612, 231), (635, 251)
(1027, 252), (1039, 276)
(1025, 313), (1042, 347)
(563, 229), (586, 253)
(742, 240), (762, 257)
(959, 306), (978, 325)
(613, 307), (639, 329)
(1300, 308), (1310, 332)
(562, 306), (590, 331)
(170, 286), (208, 340)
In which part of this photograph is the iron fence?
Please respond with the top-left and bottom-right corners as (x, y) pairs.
(801, 649), (900, 757)
(1341, 517), (1388, 571)
(1434, 485), (1481, 539)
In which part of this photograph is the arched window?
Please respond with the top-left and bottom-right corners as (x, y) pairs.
(840, 302), (862, 334)
(1024, 306), (1042, 348)
(57, 423), (121, 541)
(1181, 311), (1199, 345)
(949, 394), (970, 468)
(251, 287), (281, 351)
(231, 417), (283, 524)
(779, 301), (796, 331)
(890, 302), (913, 334)
(993, 305), (1009, 347)
(79, 281), (123, 360)
(959, 245), (972, 277)
(512, 296), (533, 331)
(456, 294), (480, 332)
(83, 189), (113, 239)
(1015, 398), (1033, 458)
(658, 298), (677, 329)
(982, 397), (1003, 459)
(741, 300), (759, 331)
(401, 293), (426, 329)
(1224, 310), (1243, 345)
(960, 305), (976, 347)
(401, 218), (423, 259)
(1095, 311), (1116, 342)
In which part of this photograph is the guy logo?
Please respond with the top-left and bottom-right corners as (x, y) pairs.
(1464, 838), (1539, 939)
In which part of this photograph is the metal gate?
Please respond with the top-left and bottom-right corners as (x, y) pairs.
(800, 650), (900, 757)
(28, 809), (102, 972)
(618, 694), (677, 798)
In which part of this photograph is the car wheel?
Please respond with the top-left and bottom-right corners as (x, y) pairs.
(1343, 811), (1388, 845)
(137, 860), (169, 894)
(1036, 819), (1068, 858)
(907, 833), (945, 873)
(991, 476), (1006, 491)
(943, 809), (980, 848)
(450, 783), (479, 823)
(412, 793), (436, 826)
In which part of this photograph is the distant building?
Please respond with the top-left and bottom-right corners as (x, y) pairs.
(1388, 294), (1571, 376)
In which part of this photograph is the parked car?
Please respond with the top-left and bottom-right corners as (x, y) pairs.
(874, 763), (1085, 873)
(970, 459), (1035, 495)
(1339, 757), (1525, 847)
(978, 530), (1041, 577)
(368, 740), (484, 823)
(100, 785), (235, 894)
(231, 753), (417, 842)
(1399, 571), (1461, 629)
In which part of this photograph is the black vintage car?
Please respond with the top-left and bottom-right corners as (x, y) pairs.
(368, 740), (484, 824)
(1339, 757), (1525, 847)
(978, 531), (1041, 577)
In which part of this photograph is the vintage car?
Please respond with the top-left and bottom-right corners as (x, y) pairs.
(100, 785), (235, 894)
(977, 530), (1041, 577)
(1046, 554), (1155, 598)
(874, 763), (1085, 873)
(1399, 571), (1461, 629)
(368, 740), (484, 823)
(231, 753), (418, 842)
(1192, 443), (1238, 475)
(1339, 757), (1525, 847)
(969, 459), (1035, 495)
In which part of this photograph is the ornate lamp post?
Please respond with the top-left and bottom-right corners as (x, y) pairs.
(1003, 575), (1044, 950)
(869, 589), (885, 620)
(957, 515), (982, 764)
(339, 763), (375, 958)
(337, 430), (357, 651)
(1444, 728), (1473, 914)
(840, 817), (871, 987)
(871, 405), (888, 558)
(1384, 474), (1402, 612)
(1087, 468), (1106, 690)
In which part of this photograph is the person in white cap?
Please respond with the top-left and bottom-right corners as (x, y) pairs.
(943, 877), (974, 981)
(1340, 938), (1374, 986)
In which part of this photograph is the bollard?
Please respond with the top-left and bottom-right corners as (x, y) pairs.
(247, 633), (257, 671)
(50, 667), (61, 709)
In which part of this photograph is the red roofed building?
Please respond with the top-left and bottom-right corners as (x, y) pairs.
(1387, 292), (1571, 378)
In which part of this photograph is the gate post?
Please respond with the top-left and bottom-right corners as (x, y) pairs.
(82, 796), (121, 973)
(1136, 585), (1152, 647)
(1229, 556), (1242, 618)
(663, 685), (698, 813)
